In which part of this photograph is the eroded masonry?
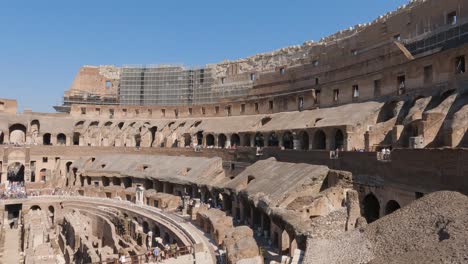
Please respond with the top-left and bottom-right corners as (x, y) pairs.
(0, 0), (468, 263)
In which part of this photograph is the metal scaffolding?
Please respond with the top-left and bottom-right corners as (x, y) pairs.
(119, 65), (253, 106)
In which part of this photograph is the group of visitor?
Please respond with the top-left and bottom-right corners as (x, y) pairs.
(117, 242), (182, 263)
(0, 181), (27, 199)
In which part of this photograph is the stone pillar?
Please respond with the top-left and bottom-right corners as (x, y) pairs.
(147, 231), (153, 248)
(293, 132), (301, 150)
(225, 134), (231, 148)
(278, 132), (284, 148)
(263, 133), (269, 147)
(250, 135), (255, 147)
(135, 186), (145, 205)
(239, 134), (246, 147)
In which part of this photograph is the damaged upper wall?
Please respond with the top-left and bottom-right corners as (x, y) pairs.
(64, 65), (120, 99)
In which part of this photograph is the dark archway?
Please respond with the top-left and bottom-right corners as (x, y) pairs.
(313, 130), (326, 150)
(334, 130), (344, 150)
(184, 133), (192, 147)
(231, 134), (240, 147)
(57, 133), (66, 145)
(385, 200), (401, 215)
(300, 131), (309, 150)
(0, 131), (4, 144)
(7, 162), (25, 182)
(150, 126), (158, 147)
(243, 134), (251, 147)
(254, 132), (264, 147)
(218, 134), (227, 148)
(282, 132), (293, 149)
(206, 134), (215, 147)
(72, 132), (80, 146)
(43, 133), (51, 145)
(268, 132), (279, 147)
(363, 193), (380, 223)
(134, 134), (141, 148)
(196, 131), (203, 146)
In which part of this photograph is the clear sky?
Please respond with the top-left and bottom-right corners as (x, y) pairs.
(0, 0), (409, 112)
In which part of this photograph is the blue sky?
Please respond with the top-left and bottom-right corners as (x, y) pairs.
(0, 0), (408, 112)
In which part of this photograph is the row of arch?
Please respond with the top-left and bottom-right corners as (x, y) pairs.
(362, 193), (401, 223)
(194, 129), (344, 150)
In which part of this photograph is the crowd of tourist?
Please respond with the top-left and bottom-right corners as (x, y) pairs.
(0, 181), (27, 199)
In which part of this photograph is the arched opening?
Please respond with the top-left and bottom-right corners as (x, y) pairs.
(123, 177), (132, 188)
(218, 134), (227, 148)
(334, 130), (344, 150)
(75, 121), (85, 129)
(313, 130), (326, 150)
(243, 134), (251, 147)
(7, 162), (25, 182)
(300, 131), (309, 150)
(281, 230), (291, 255)
(385, 200), (401, 215)
(134, 134), (141, 148)
(142, 221), (149, 233)
(363, 193), (380, 223)
(152, 225), (161, 238)
(57, 133), (66, 145)
(206, 134), (215, 147)
(43, 133), (51, 145)
(254, 132), (264, 147)
(150, 126), (158, 147)
(30, 205), (41, 211)
(31, 120), (40, 134)
(268, 132), (279, 147)
(183, 134), (192, 147)
(72, 132), (80, 146)
(282, 132), (294, 149)
(40, 168), (47, 183)
(196, 131), (203, 146)
(48, 206), (55, 225)
(9, 124), (26, 144)
(231, 134), (240, 147)
(112, 177), (121, 186)
(0, 131), (4, 144)
(102, 177), (110, 187)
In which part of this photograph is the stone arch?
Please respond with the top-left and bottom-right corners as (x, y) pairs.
(254, 132), (264, 147)
(30, 205), (41, 211)
(31, 120), (40, 134)
(183, 133), (192, 147)
(282, 131), (294, 149)
(123, 177), (132, 188)
(40, 168), (47, 182)
(333, 129), (344, 150)
(218, 134), (227, 148)
(231, 133), (240, 147)
(72, 132), (80, 146)
(299, 131), (309, 150)
(243, 134), (251, 147)
(57, 133), (67, 145)
(206, 134), (215, 147)
(134, 134), (141, 148)
(313, 130), (326, 150)
(74, 121), (85, 129)
(363, 193), (380, 223)
(268, 132), (279, 147)
(385, 200), (401, 215)
(7, 162), (25, 182)
(48, 206), (55, 224)
(150, 126), (158, 147)
(102, 177), (110, 187)
(9, 123), (26, 144)
(43, 133), (52, 145)
(142, 221), (150, 233)
(196, 131), (203, 145)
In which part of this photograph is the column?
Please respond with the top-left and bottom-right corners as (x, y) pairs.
(293, 132), (301, 150)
